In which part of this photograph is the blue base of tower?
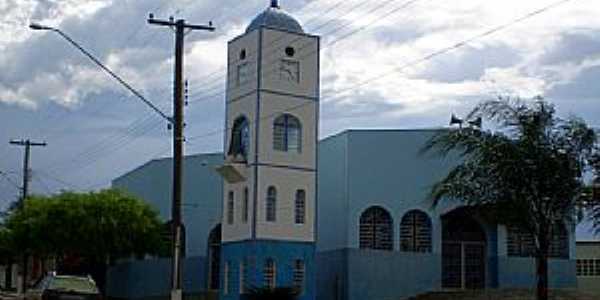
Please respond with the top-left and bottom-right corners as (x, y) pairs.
(220, 239), (316, 300)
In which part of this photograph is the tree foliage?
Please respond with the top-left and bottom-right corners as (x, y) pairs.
(2, 189), (166, 262)
(422, 97), (599, 300)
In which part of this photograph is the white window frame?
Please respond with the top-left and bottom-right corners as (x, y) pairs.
(266, 186), (277, 222)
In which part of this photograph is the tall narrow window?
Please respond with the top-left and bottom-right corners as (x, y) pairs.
(242, 187), (249, 224)
(239, 259), (247, 294)
(273, 114), (302, 153)
(266, 186), (277, 222)
(400, 210), (432, 253)
(227, 191), (234, 225)
(293, 259), (305, 294)
(223, 262), (230, 295)
(264, 258), (276, 289)
(359, 206), (393, 251)
(295, 190), (306, 224)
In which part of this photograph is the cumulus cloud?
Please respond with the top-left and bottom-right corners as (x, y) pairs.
(1, 0), (600, 203)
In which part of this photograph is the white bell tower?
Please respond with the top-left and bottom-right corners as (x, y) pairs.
(218, 1), (319, 299)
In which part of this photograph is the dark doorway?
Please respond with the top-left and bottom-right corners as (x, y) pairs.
(206, 224), (221, 290)
(442, 212), (486, 290)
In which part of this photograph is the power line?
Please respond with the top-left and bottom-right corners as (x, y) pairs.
(0, 171), (20, 190)
(186, 0), (577, 143)
(184, 0), (354, 99)
(186, 0), (426, 105)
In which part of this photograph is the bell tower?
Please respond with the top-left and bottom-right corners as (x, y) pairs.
(218, 1), (319, 299)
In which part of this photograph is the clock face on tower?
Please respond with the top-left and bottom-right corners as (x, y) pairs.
(279, 59), (300, 83)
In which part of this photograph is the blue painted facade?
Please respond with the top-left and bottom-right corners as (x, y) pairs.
(109, 153), (223, 299)
(106, 257), (208, 299)
(112, 153), (223, 258)
(220, 241), (315, 300)
(108, 129), (578, 300)
(315, 130), (578, 300)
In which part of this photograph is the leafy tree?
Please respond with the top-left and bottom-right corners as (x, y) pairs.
(2, 189), (166, 291)
(0, 225), (15, 264)
(422, 98), (599, 300)
(243, 286), (299, 300)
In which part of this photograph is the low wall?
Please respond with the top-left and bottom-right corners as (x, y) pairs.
(345, 248), (440, 300)
(315, 249), (348, 300)
(106, 256), (208, 300)
(497, 257), (577, 289)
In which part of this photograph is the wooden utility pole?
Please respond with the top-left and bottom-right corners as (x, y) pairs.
(9, 139), (47, 294)
(147, 15), (214, 300)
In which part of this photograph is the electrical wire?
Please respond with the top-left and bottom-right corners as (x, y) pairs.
(186, 0), (577, 143)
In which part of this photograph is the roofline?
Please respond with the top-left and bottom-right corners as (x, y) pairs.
(111, 152), (223, 185)
(318, 127), (449, 144)
(230, 25), (319, 44)
(576, 240), (600, 244)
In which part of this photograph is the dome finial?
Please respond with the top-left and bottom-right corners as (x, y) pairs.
(270, 0), (280, 8)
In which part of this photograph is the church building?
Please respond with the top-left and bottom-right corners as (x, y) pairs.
(106, 2), (578, 300)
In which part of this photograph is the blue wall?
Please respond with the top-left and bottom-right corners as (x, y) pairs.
(112, 153), (224, 257)
(106, 256), (208, 299)
(497, 257), (577, 289)
(315, 248), (441, 300)
(220, 240), (316, 300)
(344, 130), (456, 251)
(316, 133), (349, 252)
(315, 249), (348, 300)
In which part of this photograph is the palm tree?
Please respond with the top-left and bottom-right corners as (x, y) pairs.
(422, 97), (599, 300)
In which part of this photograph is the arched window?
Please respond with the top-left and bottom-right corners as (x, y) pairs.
(264, 258), (276, 289)
(229, 116), (250, 161)
(242, 187), (249, 224)
(273, 114), (302, 153)
(359, 206), (393, 251)
(295, 190), (306, 224)
(400, 210), (432, 253)
(266, 186), (277, 222)
(227, 191), (234, 225)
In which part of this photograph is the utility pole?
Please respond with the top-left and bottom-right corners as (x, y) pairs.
(148, 15), (214, 300)
(9, 139), (47, 294)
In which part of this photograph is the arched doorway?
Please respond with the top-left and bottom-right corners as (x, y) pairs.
(442, 212), (486, 290)
(206, 224), (221, 290)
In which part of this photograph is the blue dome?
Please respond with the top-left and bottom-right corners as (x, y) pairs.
(246, 6), (304, 34)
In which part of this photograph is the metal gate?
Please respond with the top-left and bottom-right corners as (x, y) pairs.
(442, 241), (486, 289)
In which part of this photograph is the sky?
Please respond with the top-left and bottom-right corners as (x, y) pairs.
(0, 0), (599, 233)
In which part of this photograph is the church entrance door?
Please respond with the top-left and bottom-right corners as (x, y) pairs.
(442, 213), (486, 290)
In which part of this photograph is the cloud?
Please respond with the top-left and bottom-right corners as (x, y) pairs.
(2, 0), (600, 217)
(540, 30), (600, 65)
